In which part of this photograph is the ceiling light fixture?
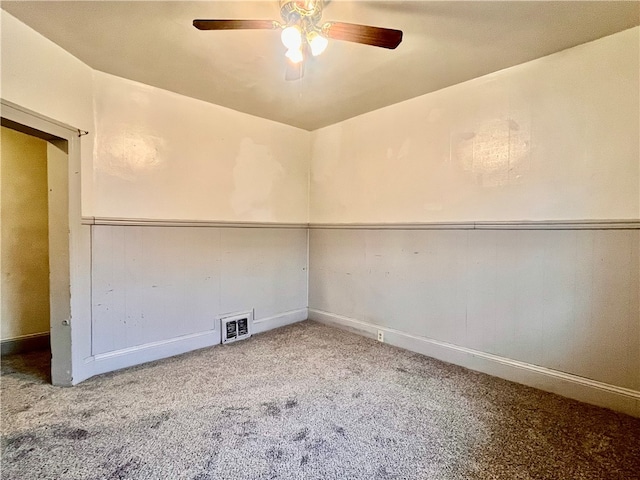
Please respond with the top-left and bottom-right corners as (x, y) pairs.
(194, 0), (403, 81)
(285, 47), (304, 64)
(281, 25), (302, 50)
(279, 2), (328, 63)
(307, 30), (328, 56)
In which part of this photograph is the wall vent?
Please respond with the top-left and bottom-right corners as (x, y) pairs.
(220, 311), (253, 344)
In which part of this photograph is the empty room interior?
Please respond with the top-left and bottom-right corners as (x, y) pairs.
(1, 1), (639, 478)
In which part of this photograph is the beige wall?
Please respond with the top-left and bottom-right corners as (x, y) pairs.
(308, 28), (640, 416)
(1, 126), (50, 341)
(0, 10), (311, 382)
(1, 11), (311, 224)
(92, 71), (310, 222)
(1, 10), (95, 216)
(2, 8), (637, 407)
(310, 27), (640, 223)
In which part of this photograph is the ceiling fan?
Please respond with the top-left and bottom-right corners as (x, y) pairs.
(194, 0), (403, 80)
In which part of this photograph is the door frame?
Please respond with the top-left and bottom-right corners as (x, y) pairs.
(1, 99), (91, 386)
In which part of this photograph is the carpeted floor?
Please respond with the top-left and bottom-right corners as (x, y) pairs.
(1, 321), (639, 480)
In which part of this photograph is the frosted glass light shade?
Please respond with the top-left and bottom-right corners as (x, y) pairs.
(286, 48), (304, 63)
(281, 26), (302, 50)
(308, 31), (328, 56)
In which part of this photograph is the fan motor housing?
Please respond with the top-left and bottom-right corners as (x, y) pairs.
(280, 0), (323, 24)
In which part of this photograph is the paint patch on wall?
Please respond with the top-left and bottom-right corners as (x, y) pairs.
(97, 131), (165, 182)
(231, 138), (284, 220)
(454, 116), (530, 188)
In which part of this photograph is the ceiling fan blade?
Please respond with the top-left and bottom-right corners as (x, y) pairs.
(285, 60), (304, 81)
(193, 19), (279, 31)
(323, 22), (403, 49)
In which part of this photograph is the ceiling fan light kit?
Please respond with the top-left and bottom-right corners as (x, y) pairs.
(193, 0), (403, 80)
(279, 0), (328, 61)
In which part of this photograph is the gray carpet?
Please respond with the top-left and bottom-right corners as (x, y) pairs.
(1, 321), (639, 480)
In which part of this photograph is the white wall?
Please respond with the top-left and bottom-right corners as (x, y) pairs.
(86, 70), (311, 375)
(309, 228), (639, 412)
(3, 7), (638, 415)
(1, 11), (311, 381)
(308, 28), (640, 416)
(92, 72), (310, 222)
(91, 226), (307, 368)
(310, 28), (639, 224)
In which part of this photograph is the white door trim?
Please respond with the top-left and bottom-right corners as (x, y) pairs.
(1, 99), (91, 386)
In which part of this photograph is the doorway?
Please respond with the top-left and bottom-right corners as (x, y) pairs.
(1, 125), (52, 351)
(0, 123), (69, 383)
(0, 99), (89, 386)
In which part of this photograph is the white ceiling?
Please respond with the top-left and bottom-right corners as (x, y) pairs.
(3, 1), (638, 130)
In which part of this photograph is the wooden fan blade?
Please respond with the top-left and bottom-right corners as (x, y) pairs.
(323, 22), (403, 49)
(285, 60), (304, 81)
(193, 19), (278, 30)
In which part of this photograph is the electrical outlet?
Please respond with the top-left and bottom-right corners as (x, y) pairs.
(377, 330), (384, 342)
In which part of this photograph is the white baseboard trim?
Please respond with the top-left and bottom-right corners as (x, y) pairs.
(87, 330), (221, 379)
(79, 308), (308, 382)
(252, 308), (308, 334)
(309, 309), (640, 418)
